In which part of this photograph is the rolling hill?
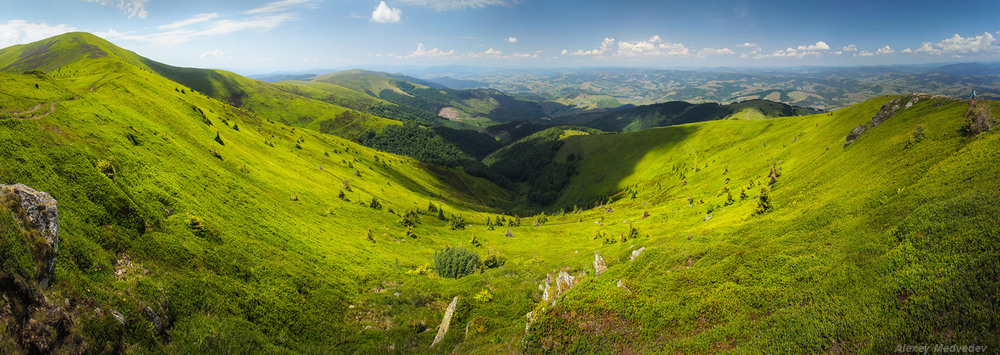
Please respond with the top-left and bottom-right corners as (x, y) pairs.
(0, 32), (397, 139)
(559, 99), (823, 132)
(1, 33), (998, 354)
(307, 69), (554, 125)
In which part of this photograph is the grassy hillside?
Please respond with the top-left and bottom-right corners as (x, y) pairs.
(518, 95), (1000, 352)
(0, 33), (395, 139)
(562, 99), (823, 132)
(0, 33), (523, 353)
(1, 33), (997, 354)
(312, 69), (551, 124)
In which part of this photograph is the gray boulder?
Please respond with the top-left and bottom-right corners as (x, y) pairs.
(1, 184), (59, 289)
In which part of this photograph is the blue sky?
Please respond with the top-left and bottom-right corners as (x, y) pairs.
(2, 0), (1000, 74)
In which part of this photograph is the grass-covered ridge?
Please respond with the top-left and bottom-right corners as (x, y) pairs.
(0, 32), (998, 353)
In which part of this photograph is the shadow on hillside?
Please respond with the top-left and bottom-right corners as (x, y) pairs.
(141, 58), (243, 102)
(555, 123), (697, 210)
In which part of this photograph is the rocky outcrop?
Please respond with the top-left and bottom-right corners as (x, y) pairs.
(963, 100), (995, 136)
(1, 184), (59, 288)
(0, 184), (88, 353)
(593, 252), (608, 276)
(844, 94), (949, 147)
(431, 296), (458, 348)
(0, 274), (85, 353)
(630, 247), (645, 261)
(142, 306), (164, 338)
(539, 271), (579, 306)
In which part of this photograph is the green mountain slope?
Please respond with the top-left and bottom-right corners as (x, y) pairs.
(1, 33), (998, 354)
(0, 32), (396, 139)
(564, 99), (823, 132)
(518, 94), (1000, 352)
(310, 69), (551, 125)
(0, 33), (516, 353)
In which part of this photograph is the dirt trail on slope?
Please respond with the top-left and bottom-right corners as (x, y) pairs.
(1, 74), (108, 120)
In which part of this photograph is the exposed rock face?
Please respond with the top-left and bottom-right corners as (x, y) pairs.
(539, 271), (578, 306)
(142, 306), (164, 337)
(593, 252), (608, 276)
(554, 271), (574, 297)
(0, 184), (88, 353)
(964, 100), (995, 136)
(630, 247), (645, 261)
(0, 184), (59, 288)
(0, 274), (85, 353)
(844, 94), (948, 147)
(431, 296), (458, 348)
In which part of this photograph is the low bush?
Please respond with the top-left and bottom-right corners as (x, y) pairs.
(433, 246), (481, 279)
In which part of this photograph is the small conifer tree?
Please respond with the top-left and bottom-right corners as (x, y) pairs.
(754, 187), (773, 215)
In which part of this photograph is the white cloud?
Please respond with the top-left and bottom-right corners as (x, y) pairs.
(406, 43), (454, 57)
(617, 35), (689, 56)
(572, 37), (615, 55)
(466, 47), (503, 58)
(916, 32), (998, 55)
(875, 45), (894, 55)
(371, 1), (402, 23)
(246, 0), (317, 15)
(0, 20), (77, 48)
(510, 52), (538, 58)
(158, 13), (219, 30)
(797, 41), (830, 51)
(841, 44), (857, 52)
(507, 36), (517, 43)
(560, 49), (567, 55)
(901, 48), (912, 54)
(854, 51), (874, 57)
(100, 13), (295, 45)
(834, 51), (843, 55)
(83, 0), (148, 19)
(399, 0), (511, 11)
(753, 47), (821, 59)
(97, 1), (313, 46)
(696, 47), (734, 57)
(736, 42), (757, 48)
(200, 49), (231, 60)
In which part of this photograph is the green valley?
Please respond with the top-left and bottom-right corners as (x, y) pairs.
(0, 32), (998, 354)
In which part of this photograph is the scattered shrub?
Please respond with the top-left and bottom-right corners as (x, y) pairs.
(338, 190), (348, 201)
(405, 226), (416, 239)
(96, 159), (116, 180)
(905, 125), (926, 149)
(469, 234), (481, 247)
(535, 212), (548, 226)
(214, 132), (224, 145)
(366, 228), (376, 243)
(406, 263), (432, 276)
(369, 197), (382, 210)
(482, 251), (506, 269)
(433, 246), (481, 279)
(399, 209), (418, 227)
(450, 214), (466, 230)
(754, 187), (773, 215)
(474, 289), (493, 303)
